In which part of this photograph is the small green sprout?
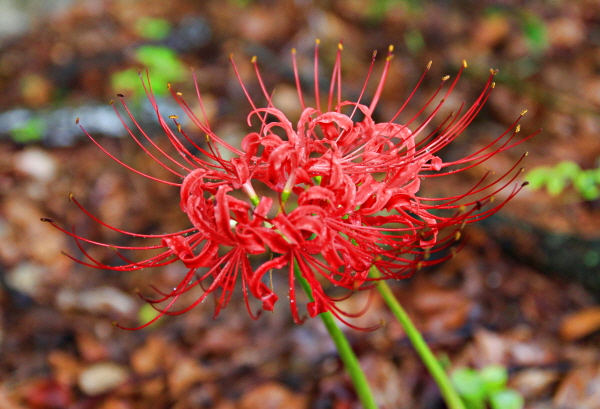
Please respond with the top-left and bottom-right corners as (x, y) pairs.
(111, 45), (187, 97)
(135, 17), (172, 40)
(526, 160), (600, 200)
(452, 365), (524, 409)
(137, 303), (163, 329)
(10, 117), (46, 143)
(520, 11), (548, 54)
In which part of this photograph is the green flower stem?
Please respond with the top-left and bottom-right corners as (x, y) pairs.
(294, 263), (378, 409)
(371, 266), (466, 409)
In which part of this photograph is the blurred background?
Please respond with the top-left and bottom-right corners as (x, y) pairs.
(1, 0), (599, 408)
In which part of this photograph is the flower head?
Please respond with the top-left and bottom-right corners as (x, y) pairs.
(44, 42), (536, 329)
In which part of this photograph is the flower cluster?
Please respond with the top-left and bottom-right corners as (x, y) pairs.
(44, 43), (535, 329)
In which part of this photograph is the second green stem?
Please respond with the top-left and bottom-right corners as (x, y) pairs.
(371, 266), (466, 409)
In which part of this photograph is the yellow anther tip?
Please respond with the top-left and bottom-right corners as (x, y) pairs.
(388, 44), (394, 52)
(291, 48), (296, 54)
(75, 117), (80, 124)
(463, 59), (468, 68)
(315, 38), (321, 44)
(427, 60), (432, 69)
(338, 43), (343, 50)
(442, 75), (450, 81)
(169, 115), (178, 119)
(251, 56), (257, 63)
(520, 109), (528, 116)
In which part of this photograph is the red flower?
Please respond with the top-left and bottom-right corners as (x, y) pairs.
(44, 43), (537, 329)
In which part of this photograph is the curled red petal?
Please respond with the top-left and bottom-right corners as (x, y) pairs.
(162, 235), (219, 268)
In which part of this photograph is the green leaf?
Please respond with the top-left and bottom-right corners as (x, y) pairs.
(527, 161), (600, 200)
(574, 172), (600, 200)
(580, 185), (600, 201)
(452, 368), (486, 408)
(368, 0), (421, 19)
(520, 12), (548, 52)
(593, 167), (600, 183)
(583, 250), (600, 268)
(10, 117), (46, 143)
(111, 46), (187, 97)
(546, 174), (567, 196)
(405, 29), (426, 55)
(480, 365), (508, 395)
(138, 303), (163, 328)
(135, 17), (171, 40)
(135, 45), (186, 82)
(524, 167), (552, 189)
(111, 69), (141, 94)
(437, 353), (452, 370)
(554, 161), (581, 179)
(489, 389), (524, 409)
(228, 0), (252, 6)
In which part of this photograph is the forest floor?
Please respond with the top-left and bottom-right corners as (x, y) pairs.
(1, 1), (599, 408)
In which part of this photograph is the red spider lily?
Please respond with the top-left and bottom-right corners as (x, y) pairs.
(43, 42), (537, 330)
